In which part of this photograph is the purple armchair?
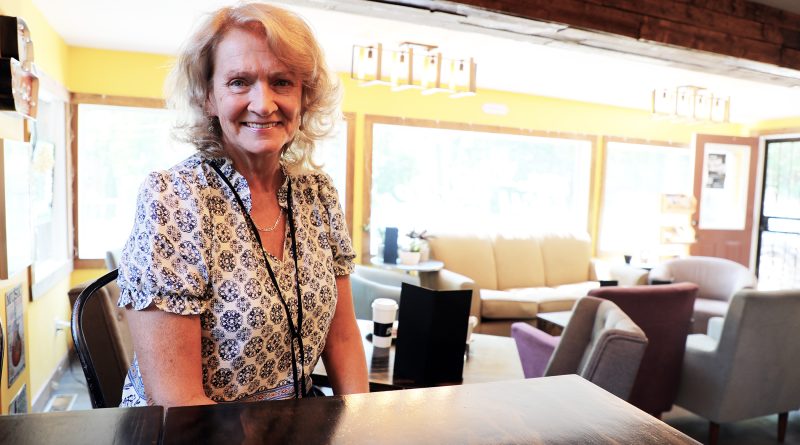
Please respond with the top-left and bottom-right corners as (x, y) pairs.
(512, 283), (697, 417)
(509, 324), (560, 379)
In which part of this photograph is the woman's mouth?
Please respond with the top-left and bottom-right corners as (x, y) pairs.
(243, 122), (279, 129)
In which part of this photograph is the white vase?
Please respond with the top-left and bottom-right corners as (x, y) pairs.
(418, 241), (430, 262)
(398, 250), (421, 265)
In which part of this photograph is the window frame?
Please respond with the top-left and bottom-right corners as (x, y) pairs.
(70, 93), (167, 269)
(361, 114), (597, 262)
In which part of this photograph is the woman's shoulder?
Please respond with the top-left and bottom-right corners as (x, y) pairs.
(141, 153), (214, 193)
(290, 168), (340, 203)
(291, 167), (335, 189)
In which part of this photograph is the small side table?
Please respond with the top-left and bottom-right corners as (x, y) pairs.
(536, 310), (572, 336)
(370, 257), (444, 272)
(370, 257), (444, 288)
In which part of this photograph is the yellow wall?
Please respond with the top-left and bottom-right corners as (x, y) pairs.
(67, 47), (173, 99)
(750, 117), (800, 134)
(71, 269), (108, 288)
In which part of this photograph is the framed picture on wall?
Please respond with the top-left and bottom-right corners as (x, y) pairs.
(8, 384), (27, 414)
(6, 284), (25, 387)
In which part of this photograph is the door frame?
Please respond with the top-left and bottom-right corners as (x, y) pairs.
(754, 136), (800, 279)
(690, 134), (759, 268)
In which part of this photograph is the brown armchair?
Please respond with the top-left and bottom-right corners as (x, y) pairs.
(588, 283), (697, 417)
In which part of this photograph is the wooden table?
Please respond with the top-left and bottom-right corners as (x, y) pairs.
(313, 319), (523, 390)
(161, 375), (699, 444)
(0, 406), (163, 445)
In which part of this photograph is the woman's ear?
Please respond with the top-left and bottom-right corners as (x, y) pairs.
(205, 90), (217, 116)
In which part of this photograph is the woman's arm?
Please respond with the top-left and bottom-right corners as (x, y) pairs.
(321, 275), (369, 394)
(126, 307), (216, 408)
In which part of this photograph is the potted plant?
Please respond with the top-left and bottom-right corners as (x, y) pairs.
(405, 229), (431, 263)
(398, 245), (421, 265)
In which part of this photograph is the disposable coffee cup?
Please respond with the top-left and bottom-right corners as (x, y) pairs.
(466, 316), (478, 344)
(371, 298), (398, 348)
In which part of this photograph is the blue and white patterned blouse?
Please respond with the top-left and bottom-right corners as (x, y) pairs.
(116, 153), (355, 406)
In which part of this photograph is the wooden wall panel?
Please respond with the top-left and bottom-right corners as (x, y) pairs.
(448, 0), (800, 70)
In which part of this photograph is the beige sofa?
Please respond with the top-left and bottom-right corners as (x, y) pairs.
(427, 233), (600, 336)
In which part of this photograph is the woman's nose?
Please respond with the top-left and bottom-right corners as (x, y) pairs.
(249, 83), (278, 115)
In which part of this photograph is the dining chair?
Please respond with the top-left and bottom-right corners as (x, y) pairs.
(70, 269), (133, 408)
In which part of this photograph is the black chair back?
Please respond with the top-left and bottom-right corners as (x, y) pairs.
(0, 317), (4, 383)
(71, 269), (125, 408)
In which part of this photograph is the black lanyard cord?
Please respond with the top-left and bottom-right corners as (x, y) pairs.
(207, 161), (307, 398)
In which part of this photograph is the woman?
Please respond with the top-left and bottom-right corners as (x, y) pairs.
(117, 3), (368, 407)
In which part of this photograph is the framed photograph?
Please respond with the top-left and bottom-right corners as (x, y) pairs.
(8, 384), (27, 414)
(6, 284), (26, 387)
(660, 193), (694, 213)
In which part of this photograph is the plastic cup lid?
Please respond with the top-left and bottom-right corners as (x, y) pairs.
(372, 298), (398, 310)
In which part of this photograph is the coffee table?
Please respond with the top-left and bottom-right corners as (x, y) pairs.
(536, 310), (572, 336)
(312, 319), (523, 391)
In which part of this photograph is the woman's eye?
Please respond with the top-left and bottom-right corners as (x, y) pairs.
(229, 79), (246, 88)
(274, 79), (293, 87)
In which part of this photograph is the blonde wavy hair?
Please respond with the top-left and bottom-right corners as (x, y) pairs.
(166, 2), (341, 170)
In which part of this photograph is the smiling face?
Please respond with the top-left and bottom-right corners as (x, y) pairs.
(206, 26), (303, 160)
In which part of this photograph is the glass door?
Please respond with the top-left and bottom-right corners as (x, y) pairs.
(756, 138), (800, 290)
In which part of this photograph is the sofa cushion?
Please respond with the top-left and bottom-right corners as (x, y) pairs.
(493, 235), (546, 289)
(539, 233), (593, 286)
(428, 234), (498, 290)
(692, 297), (729, 334)
(480, 289), (539, 319)
(506, 281), (598, 313)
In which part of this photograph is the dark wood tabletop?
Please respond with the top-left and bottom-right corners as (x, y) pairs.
(0, 405), (163, 445)
(162, 374), (699, 445)
(312, 319), (524, 390)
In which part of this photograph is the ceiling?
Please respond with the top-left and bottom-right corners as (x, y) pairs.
(30, 0), (800, 124)
(749, 0), (800, 15)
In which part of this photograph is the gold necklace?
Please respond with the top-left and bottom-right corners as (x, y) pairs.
(256, 209), (282, 232)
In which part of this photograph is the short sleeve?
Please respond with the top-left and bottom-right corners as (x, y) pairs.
(316, 173), (355, 276)
(117, 170), (211, 315)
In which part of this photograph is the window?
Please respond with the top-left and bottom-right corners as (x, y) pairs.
(598, 141), (693, 261)
(76, 102), (194, 260)
(311, 118), (349, 215)
(76, 101), (351, 261)
(367, 120), (593, 256)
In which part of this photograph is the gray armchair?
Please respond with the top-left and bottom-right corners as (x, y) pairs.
(542, 296), (648, 401)
(675, 288), (800, 445)
(350, 265), (419, 320)
(649, 256), (756, 333)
